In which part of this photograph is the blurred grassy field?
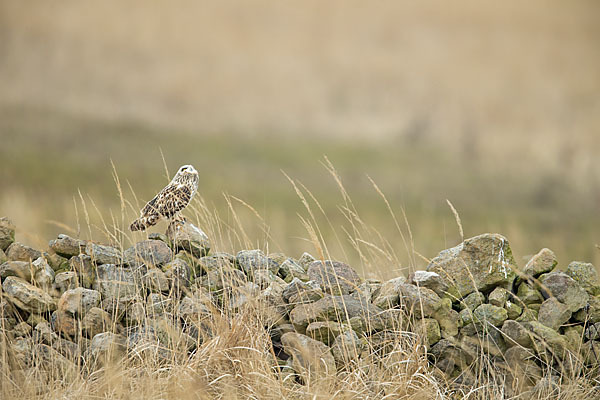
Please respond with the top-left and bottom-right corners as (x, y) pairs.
(0, 0), (599, 276)
(1, 103), (598, 277)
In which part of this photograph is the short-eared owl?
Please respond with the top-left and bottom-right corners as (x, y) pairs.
(130, 165), (199, 231)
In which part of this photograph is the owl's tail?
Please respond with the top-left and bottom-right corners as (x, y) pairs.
(129, 218), (147, 231)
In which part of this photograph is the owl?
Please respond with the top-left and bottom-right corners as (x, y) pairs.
(130, 165), (199, 231)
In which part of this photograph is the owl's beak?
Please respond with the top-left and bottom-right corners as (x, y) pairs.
(186, 166), (198, 174)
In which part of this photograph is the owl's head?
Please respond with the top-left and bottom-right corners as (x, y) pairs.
(173, 165), (198, 181)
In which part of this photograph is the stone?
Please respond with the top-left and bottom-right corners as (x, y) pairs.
(516, 282), (544, 304)
(409, 270), (448, 297)
(2, 276), (56, 313)
(0, 260), (32, 281)
(505, 300), (522, 320)
(566, 261), (599, 294)
(516, 308), (538, 322)
(460, 291), (485, 311)
(85, 242), (122, 265)
(584, 322), (600, 340)
(526, 321), (570, 358)
(0, 217), (16, 251)
(539, 272), (588, 313)
(124, 239), (173, 267)
(126, 326), (173, 363)
(501, 320), (533, 348)
(372, 276), (406, 309)
(33, 343), (79, 380)
(426, 233), (516, 298)
(198, 266), (247, 292)
(252, 269), (286, 289)
(93, 264), (138, 304)
(307, 260), (361, 295)
(57, 287), (101, 317)
(81, 307), (112, 337)
(279, 258), (309, 282)
(33, 321), (59, 344)
(290, 295), (386, 334)
(330, 330), (364, 365)
(459, 308), (473, 326)
(460, 328), (506, 358)
(0, 248), (6, 264)
(69, 254), (95, 288)
(6, 242), (42, 262)
(88, 332), (127, 366)
(306, 321), (348, 345)
(31, 257), (55, 291)
(166, 221), (211, 258)
(488, 287), (509, 307)
(298, 252), (316, 268)
(522, 248), (557, 277)
(147, 293), (173, 315)
(472, 304), (508, 327)
(433, 307), (459, 338)
(430, 339), (469, 374)
(49, 234), (86, 258)
(282, 278), (321, 303)
(281, 332), (336, 379)
(574, 295), (600, 323)
(177, 293), (212, 321)
(53, 310), (78, 337)
(236, 249), (279, 275)
(537, 297), (571, 330)
(163, 258), (192, 292)
(197, 254), (233, 273)
(398, 283), (443, 318)
(142, 268), (170, 292)
(416, 318), (441, 347)
(12, 321), (32, 337)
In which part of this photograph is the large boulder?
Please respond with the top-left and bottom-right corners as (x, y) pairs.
(307, 260), (362, 295)
(167, 221), (211, 258)
(426, 233), (517, 298)
(2, 276), (57, 313)
(124, 239), (173, 267)
(0, 217), (15, 251)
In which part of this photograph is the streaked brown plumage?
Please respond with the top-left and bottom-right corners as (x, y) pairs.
(130, 165), (199, 231)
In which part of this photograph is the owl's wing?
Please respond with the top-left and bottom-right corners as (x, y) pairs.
(150, 182), (194, 219)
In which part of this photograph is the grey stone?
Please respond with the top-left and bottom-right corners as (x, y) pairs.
(290, 295), (386, 333)
(57, 287), (101, 317)
(146, 293), (173, 315)
(566, 261), (599, 294)
(472, 304), (508, 327)
(537, 297), (571, 330)
(85, 242), (122, 265)
(88, 332), (127, 366)
(49, 234), (86, 258)
(0, 260), (32, 281)
(163, 258), (192, 291)
(488, 287), (509, 307)
(279, 258), (309, 282)
(142, 268), (170, 292)
(416, 318), (441, 347)
(460, 291), (485, 311)
(539, 272), (588, 313)
(501, 320), (533, 348)
(426, 233), (516, 298)
(93, 264), (138, 303)
(584, 322), (600, 340)
(522, 248), (557, 277)
(6, 242), (42, 262)
(330, 329), (363, 365)
(298, 252), (316, 269)
(124, 239), (173, 267)
(372, 276), (406, 309)
(31, 257), (55, 291)
(306, 321), (348, 345)
(236, 249), (279, 275)
(0, 217), (15, 251)
(81, 307), (112, 337)
(281, 332), (336, 378)
(517, 282), (544, 304)
(409, 270), (448, 297)
(307, 260), (361, 295)
(166, 221), (210, 258)
(398, 283), (443, 318)
(69, 254), (95, 288)
(2, 276), (56, 313)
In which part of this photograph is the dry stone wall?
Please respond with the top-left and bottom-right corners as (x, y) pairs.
(0, 216), (599, 394)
